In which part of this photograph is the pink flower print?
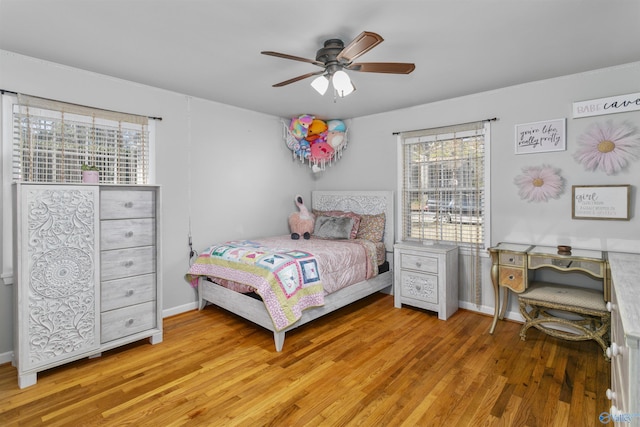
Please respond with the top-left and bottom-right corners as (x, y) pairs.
(573, 120), (640, 175)
(514, 164), (564, 202)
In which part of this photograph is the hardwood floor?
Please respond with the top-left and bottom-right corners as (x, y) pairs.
(0, 293), (610, 426)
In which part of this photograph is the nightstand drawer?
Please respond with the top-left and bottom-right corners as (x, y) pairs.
(101, 246), (156, 281)
(499, 267), (526, 292)
(401, 253), (438, 274)
(101, 189), (155, 219)
(101, 274), (156, 312)
(399, 271), (438, 304)
(499, 252), (526, 267)
(101, 218), (155, 250)
(101, 301), (156, 343)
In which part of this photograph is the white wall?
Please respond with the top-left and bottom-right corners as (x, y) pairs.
(317, 61), (640, 318)
(0, 50), (316, 357)
(1, 49), (638, 359)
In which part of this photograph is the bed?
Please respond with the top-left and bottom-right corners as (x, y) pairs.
(186, 190), (394, 351)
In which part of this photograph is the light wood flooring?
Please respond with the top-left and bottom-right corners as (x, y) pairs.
(0, 293), (610, 426)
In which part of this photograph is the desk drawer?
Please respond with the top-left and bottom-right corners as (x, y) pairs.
(499, 252), (526, 267)
(499, 267), (526, 292)
(401, 254), (438, 274)
(101, 301), (156, 343)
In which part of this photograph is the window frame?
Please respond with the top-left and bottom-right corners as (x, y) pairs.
(0, 93), (156, 285)
(396, 121), (491, 252)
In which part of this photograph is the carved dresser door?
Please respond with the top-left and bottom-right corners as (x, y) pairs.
(14, 184), (101, 388)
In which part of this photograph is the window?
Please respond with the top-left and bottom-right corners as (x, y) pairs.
(398, 121), (489, 248)
(397, 120), (491, 306)
(10, 94), (152, 184)
(1, 92), (156, 286)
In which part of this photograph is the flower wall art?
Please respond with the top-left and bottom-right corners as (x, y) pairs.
(514, 164), (564, 203)
(573, 120), (640, 175)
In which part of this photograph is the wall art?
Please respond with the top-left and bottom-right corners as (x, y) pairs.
(515, 118), (566, 154)
(573, 120), (640, 175)
(572, 185), (631, 220)
(573, 92), (640, 118)
(514, 164), (564, 202)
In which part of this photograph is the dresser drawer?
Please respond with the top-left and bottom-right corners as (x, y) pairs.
(101, 246), (156, 281)
(101, 301), (156, 343)
(400, 271), (438, 304)
(499, 252), (526, 267)
(100, 189), (155, 219)
(101, 274), (156, 312)
(499, 267), (526, 292)
(400, 253), (438, 274)
(101, 218), (155, 250)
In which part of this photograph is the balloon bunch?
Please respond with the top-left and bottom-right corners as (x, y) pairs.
(285, 114), (347, 173)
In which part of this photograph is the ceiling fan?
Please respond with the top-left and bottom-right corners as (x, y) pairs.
(261, 31), (415, 97)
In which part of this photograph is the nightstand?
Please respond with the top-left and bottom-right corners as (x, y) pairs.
(393, 242), (459, 320)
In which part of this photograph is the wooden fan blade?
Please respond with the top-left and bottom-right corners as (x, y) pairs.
(261, 51), (324, 67)
(336, 31), (384, 62)
(272, 71), (325, 87)
(347, 62), (416, 74)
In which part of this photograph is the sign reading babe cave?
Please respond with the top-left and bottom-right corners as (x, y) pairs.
(573, 92), (640, 118)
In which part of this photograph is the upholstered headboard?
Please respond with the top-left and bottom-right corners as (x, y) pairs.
(311, 190), (395, 251)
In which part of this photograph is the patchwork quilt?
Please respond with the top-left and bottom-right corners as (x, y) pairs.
(186, 240), (325, 331)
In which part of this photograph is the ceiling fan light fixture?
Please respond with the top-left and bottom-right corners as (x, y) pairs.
(310, 75), (329, 95)
(332, 70), (355, 97)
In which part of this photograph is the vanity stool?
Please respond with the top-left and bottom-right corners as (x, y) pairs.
(518, 281), (610, 358)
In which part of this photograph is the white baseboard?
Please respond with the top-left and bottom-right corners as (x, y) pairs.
(163, 301), (198, 318)
(0, 351), (13, 365)
(458, 301), (525, 323)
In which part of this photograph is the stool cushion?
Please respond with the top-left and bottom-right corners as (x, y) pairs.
(519, 281), (606, 312)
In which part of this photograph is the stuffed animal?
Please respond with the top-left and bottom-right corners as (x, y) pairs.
(289, 114), (314, 140)
(288, 194), (315, 240)
(327, 119), (346, 132)
(310, 141), (334, 161)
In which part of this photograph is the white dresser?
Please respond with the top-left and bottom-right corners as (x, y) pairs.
(13, 183), (162, 388)
(607, 252), (640, 426)
(393, 242), (458, 320)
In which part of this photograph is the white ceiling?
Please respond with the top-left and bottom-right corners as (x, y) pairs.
(1, 0), (639, 120)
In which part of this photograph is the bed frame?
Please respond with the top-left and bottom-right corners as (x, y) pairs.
(197, 190), (395, 351)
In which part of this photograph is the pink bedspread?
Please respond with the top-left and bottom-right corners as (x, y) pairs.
(255, 236), (379, 294)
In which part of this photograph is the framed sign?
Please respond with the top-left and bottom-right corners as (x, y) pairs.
(572, 185), (631, 220)
(573, 92), (640, 118)
(515, 118), (566, 154)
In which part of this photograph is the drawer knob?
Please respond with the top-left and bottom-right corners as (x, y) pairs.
(125, 318), (134, 327)
(606, 388), (616, 401)
(415, 262), (422, 268)
(126, 289), (134, 297)
(508, 257), (514, 262)
(125, 231), (134, 238)
(508, 275), (514, 280)
(124, 202), (134, 208)
(606, 343), (619, 358)
(124, 260), (134, 268)
(606, 301), (616, 312)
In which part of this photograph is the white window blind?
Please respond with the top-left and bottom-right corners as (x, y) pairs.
(398, 120), (490, 306)
(12, 94), (150, 184)
(399, 121), (487, 247)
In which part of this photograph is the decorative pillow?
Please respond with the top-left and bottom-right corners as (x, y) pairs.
(312, 210), (361, 239)
(313, 216), (355, 239)
(356, 213), (386, 242)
